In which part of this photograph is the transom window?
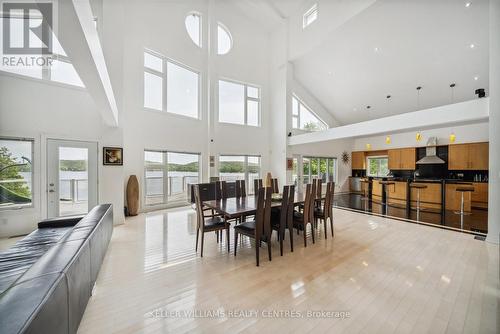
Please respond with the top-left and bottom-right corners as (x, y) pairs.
(367, 156), (389, 177)
(143, 50), (200, 119)
(144, 150), (201, 206)
(218, 155), (261, 194)
(292, 95), (327, 131)
(219, 79), (260, 126)
(217, 23), (232, 55)
(303, 4), (318, 29)
(302, 157), (337, 185)
(185, 13), (202, 47)
(0, 137), (34, 210)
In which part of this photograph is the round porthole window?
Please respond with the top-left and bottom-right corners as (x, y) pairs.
(185, 13), (202, 47)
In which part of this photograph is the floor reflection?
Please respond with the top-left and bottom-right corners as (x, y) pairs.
(334, 193), (487, 235)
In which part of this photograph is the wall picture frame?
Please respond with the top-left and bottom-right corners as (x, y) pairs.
(103, 147), (123, 166)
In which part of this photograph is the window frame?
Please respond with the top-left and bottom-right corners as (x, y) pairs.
(218, 154), (261, 195)
(144, 149), (202, 207)
(0, 136), (35, 211)
(303, 3), (318, 29)
(143, 49), (201, 120)
(292, 94), (327, 131)
(366, 155), (389, 177)
(218, 78), (261, 127)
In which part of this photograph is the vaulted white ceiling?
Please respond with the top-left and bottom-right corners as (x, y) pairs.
(292, 0), (489, 125)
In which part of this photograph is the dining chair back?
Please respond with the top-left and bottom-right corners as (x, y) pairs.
(254, 179), (263, 195)
(272, 178), (279, 193)
(239, 180), (246, 197)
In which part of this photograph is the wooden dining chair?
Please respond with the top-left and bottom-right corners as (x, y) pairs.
(293, 182), (316, 247)
(234, 186), (272, 266)
(238, 180), (246, 197)
(271, 185), (295, 256)
(314, 181), (335, 239)
(272, 178), (279, 193)
(253, 179), (263, 195)
(194, 185), (230, 257)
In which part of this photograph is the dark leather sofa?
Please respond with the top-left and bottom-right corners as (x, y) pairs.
(0, 204), (113, 334)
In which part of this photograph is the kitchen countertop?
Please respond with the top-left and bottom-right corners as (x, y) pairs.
(369, 177), (488, 184)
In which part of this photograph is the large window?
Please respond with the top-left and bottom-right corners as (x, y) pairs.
(0, 24), (84, 87)
(367, 156), (389, 177)
(143, 50), (200, 119)
(219, 80), (260, 126)
(218, 155), (261, 194)
(0, 138), (33, 209)
(292, 95), (327, 132)
(144, 150), (201, 206)
(302, 157), (337, 184)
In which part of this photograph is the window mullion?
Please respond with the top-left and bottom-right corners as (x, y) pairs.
(163, 152), (169, 204)
(244, 85), (248, 125)
(163, 61), (168, 112)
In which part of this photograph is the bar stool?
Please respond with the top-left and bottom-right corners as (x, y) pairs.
(379, 181), (395, 214)
(360, 179), (370, 201)
(410, 183), (427, 221)
(454, 186), (474, 229)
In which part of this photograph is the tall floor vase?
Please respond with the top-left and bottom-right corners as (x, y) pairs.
(127, 175), (139, 216)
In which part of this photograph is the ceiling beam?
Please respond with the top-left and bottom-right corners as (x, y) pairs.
(56, 0), (118, 127)
(288, 98), (490, 146)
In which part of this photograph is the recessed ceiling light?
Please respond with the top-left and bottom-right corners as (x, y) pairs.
(328, 71), (333, 75)
(474, 76), (479, 81)
(366, 105), (371, 109)
(470, 43), (475, 49)
(353, 107), (358, 111)
(374, 47), (379, 52)
(465, 2), (472, 7)
(386, 95), (391, 99)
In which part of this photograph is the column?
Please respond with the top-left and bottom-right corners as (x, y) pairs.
(487, 0), (500, 244)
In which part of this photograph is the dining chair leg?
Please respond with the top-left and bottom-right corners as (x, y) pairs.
(323, 219), (328, 239)
(256, 241), (260, 267)
(289, 228), (294, 252)
(200, 232), (205, 257)
(216, 231), (219, 243)
(330, 217), (334, 237)
(311, 222), (315, 244)
(279, 235), (283, 256)
(195, 228), (199, 252)
(268, 241), (272, 261)
(226, 228), (230, 252)
(234, 232), (238, 256)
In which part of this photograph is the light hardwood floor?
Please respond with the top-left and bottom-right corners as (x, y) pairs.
(78, 207), (499, 334)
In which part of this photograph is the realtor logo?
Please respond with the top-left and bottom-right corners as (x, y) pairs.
(2, 2), (53, 55)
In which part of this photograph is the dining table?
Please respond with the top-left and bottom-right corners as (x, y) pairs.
(203, 192), (324, 219)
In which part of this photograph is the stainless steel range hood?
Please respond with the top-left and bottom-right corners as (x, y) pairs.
(416, 137), (445, 164)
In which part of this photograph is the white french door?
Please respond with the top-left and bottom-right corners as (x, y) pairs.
(47, 139), (98, 218)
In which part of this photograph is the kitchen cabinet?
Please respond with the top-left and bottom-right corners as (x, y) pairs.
(388, 148), (416, 170)
(471, 182), (488, 208)
(351, 151), (366, 169)
(410, 183), (442, 211)
(448, 142), (489, 170)
(387, 181), (407, 207)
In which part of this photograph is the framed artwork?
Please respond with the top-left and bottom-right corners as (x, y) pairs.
(103, 147), (123, 165)
(286, 158), (294, 170)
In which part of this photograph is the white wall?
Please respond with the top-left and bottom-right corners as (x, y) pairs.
(0, 74), (124, 237)
(352, 122), (489, 151)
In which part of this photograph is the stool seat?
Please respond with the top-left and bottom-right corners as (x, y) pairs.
(410, 183), (428, 189)
(456, 186), (474, 192)
(379, 181), (395, 185)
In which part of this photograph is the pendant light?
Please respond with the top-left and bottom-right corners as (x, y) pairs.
(416, 86), (422, 142)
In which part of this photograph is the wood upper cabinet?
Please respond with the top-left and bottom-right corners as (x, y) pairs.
(469, 143), (489, 170)
(351, 151), (366, 169)
(449, 142), (488, 170)
(388, 148), (416, 170)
